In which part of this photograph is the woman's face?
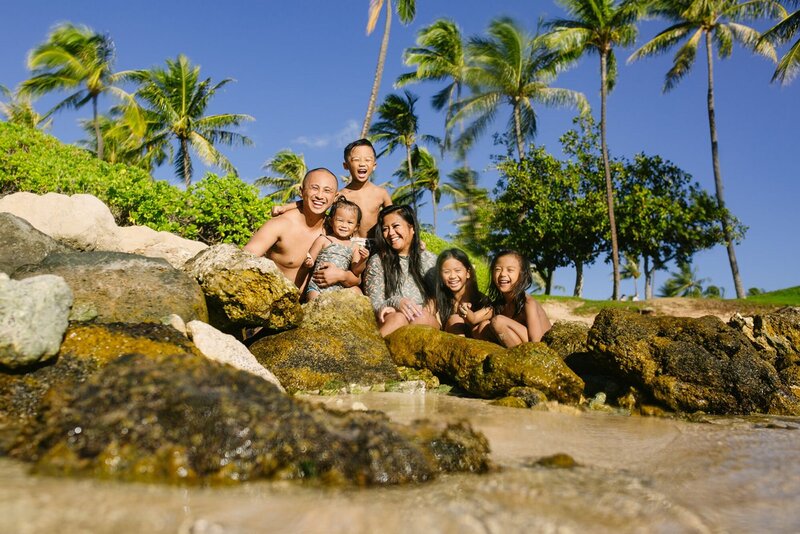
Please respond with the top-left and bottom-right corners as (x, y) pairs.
(492, 254), (521, 295)
(441, 257), (470, 296)
(382, 212), (414, 255)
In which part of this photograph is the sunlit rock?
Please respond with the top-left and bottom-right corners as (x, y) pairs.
(0, 212), (70, 274)
(183, 244), (301, 334)
(249, 291), (398, 393)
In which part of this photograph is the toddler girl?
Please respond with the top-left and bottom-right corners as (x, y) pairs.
(476, 250), (551, 347)
(428, 248), (491, 336)
(305, 198), (369, 301)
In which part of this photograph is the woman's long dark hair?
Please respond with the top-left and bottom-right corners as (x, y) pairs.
(374, 205), (429, 300)
(487, 250), (532, 318)
(433, 248), (479, 325)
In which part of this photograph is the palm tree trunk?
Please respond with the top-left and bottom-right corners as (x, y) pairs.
(704, 32), (745, 299)
(93, 95), (104, 161)
(361, 0), (392, 138)
(545, 268), (553, 296)
(573, 261), (584, 297)
(405, 142), (416, 211)
(181, 137), (192, 188)
(644, 256), (654, 300)
(432, 190), (437, 234)
(600, 51), (621, 301)
(513, 100), (525, 160)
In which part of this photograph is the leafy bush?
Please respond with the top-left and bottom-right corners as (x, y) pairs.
(0, 122), (271, 245)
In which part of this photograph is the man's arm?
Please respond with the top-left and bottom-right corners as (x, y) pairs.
(243, 218), (283, 257)
(312, 263), (361, 288)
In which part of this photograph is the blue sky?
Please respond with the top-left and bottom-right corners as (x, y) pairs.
(1, 1), (797, 299)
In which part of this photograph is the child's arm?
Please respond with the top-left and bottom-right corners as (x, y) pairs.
(349, 244), (369, 276)
(524, 297), (552, 343)
(463, 303), (493, 326)
(271, 199), (302, 217)
(304, 235), (327, 268)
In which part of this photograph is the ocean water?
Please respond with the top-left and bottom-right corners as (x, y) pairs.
(2, 392), (799, 533)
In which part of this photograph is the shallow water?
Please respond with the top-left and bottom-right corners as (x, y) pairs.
(2, 392), (799, 533)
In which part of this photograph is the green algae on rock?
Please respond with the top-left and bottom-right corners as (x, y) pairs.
(10, 352), (490, 486)
(385, 326), (584, 403)
(542, 321), (590, 360)
(249, 291), (399, 393)
(587, 309), (800, 416)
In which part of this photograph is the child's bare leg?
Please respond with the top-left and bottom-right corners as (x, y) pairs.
(379, 311), (410, 337)
(306, 290), (320, 301)
(474, 319), (493, 341)
(444, 315), (469, 336)
(490, 315), (527, 348)
(347, 285), (363, 295)
(411, 309), (440, 330)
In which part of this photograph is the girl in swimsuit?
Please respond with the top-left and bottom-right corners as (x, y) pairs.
(304, 198), (369, 301)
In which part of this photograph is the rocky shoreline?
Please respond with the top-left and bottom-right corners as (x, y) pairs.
(2, 192), (799, 487)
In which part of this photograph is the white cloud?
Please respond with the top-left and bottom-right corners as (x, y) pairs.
(293, 119), (360, 149)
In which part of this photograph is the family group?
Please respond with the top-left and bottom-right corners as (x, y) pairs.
(244, 139), (551, 348)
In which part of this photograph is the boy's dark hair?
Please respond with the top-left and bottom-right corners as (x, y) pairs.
(373, 204), (432, 300)
(344, 138), (377, 161)
(433, 248), (482, 325)
(487, 250), (532, 318)
(324, 197), (362, 235)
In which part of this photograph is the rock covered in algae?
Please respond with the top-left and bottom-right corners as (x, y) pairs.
(13, 251), (208, 324)
(182, 244), (302, 334)
(249, 291), (399, 393)
(0, 273), (72, 369)
(542, 321), (590, 359)
(0, 322), (204, 436)
(385, 326), (584, 403)
(10, 352), (490, 486)
(729, 307), (800, 371)
(587, 309), (800, 415)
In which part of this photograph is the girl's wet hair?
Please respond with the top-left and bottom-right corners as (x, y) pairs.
(487, 250), (532, 317)
(374, 204), (431, 300)
(324, 197), (362, 236)
(433, 248), (480, 325)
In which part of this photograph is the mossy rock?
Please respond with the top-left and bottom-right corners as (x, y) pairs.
(587, 309), (800, 416)
(10, 352), (490, 486)
(542, 321), (590, 359)
(385, 326), (584, 404)
(0, 322), (204, 448)
(249, 291), (398, 393)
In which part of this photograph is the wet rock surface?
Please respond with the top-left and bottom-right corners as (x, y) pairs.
(14, 251), (208, 324)
(10, 353), (490, 486)
(0, 274), (72, 369)
(0, 212), (70, 274)
(183, 244), (302, 334)
(542, 321), (590, 360)
(385, 326), (584, 403)
(587, 309), (800, 415)
(249, 291), (398, 393)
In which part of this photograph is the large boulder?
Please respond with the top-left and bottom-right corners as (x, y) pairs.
(114, 225), (208, 269)
(13, 251), (207, 324)
(730, 307), (800, 370)
(0, 212), (70, 274)
(0, 192), (117, 251)
(186, 320), (284, 391)
(9, 352), (490, 486)
(249, 291), (398, 393)
(0, 274), (73, 369)
(0, 322), (203, 443)
(183, 244), (302, 334)
(385, 326), (584, 404)
(542, 321), (590, 359)
(587, 309), (800, 415)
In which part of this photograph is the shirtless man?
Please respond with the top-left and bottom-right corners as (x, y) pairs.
(244, 167), (339, 292)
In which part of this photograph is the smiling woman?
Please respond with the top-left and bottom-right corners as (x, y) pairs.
(364, 205), (438, 336)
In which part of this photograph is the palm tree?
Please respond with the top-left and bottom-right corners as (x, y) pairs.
(451, 18), (588, 161)
(629, 0), (784, 299)
(761, 2), (800, 83)
(440, 166), (490, 254)
(254, 149), (308, 204)
(361, 0), (417, 138)
(620, 253), (642, 299)
(0, 85), (52, 130)
(396, 18), (473, 154)
(20, 23), (118, 160)
(369, 90), (420, 206)
(658, 261), (708, 297)
(543, 0), (646, 301)
(126, 55), (254, 187)
(393, 146), (442, 232)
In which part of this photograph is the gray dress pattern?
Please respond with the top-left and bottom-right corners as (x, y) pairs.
(306, 242), (354, 294)
(364, 250), (437, 312)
